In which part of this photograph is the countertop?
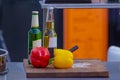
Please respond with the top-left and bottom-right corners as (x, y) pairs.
(0, 61), (120, 80)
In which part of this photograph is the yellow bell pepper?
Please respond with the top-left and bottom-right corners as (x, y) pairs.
(53, 49), (74, 69)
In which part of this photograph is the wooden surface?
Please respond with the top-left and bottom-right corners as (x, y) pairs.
(23, 59), (109, 78)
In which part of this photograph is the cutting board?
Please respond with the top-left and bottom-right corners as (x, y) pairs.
(23, 59), (109, 78)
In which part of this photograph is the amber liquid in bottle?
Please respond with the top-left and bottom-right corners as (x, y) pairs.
(44, 7), (57, 58)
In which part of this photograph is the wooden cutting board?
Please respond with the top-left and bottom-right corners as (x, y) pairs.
(23, 59), (109, 78)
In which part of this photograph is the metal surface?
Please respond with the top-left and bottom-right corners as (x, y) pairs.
(0, 62), (26, 80)
(0, 62), (119, 80)
(0, 31), (11, 62)
(40, 1), (120, 9)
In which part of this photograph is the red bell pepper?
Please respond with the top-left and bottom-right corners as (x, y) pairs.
(30, 47), (50, 68)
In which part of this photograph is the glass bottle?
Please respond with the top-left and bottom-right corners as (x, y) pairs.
(44, 7), (57, 58)
(28, 11), (42, 63)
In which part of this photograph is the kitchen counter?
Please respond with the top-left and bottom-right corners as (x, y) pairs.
(0, 61), (120, 80)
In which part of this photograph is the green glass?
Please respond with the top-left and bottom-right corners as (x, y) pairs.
(28, 27), (42, 53)
(28, 11), (42, 64)
(28, 27), (42, 63)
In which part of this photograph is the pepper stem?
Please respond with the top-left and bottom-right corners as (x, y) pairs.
(69, 45), (79, 52)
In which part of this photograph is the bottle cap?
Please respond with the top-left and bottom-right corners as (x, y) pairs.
(32, 11), (39, 14)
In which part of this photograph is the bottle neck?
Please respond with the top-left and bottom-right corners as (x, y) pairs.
(47, 22), (54, 30)
(31, 13), (39, 28)
(46, 8), (55, 30)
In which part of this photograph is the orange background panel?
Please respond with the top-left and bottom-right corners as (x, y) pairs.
(63, 9), (108, 61)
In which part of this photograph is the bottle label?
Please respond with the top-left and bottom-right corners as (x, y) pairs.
(49, 37), (57, 48)
(32, 14), (39, 28)
(32, 39), (41, 48)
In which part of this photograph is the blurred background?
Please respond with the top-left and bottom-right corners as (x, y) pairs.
(0, 0), (120, 62)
